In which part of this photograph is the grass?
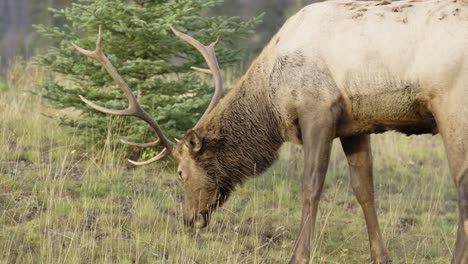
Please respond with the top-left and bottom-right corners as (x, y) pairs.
(0, 60), (457, 263)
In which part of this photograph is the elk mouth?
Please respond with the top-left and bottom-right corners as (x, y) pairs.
(184, 212), (210, 229)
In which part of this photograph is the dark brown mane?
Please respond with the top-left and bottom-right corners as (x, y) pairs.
(191, 68), (285, 201)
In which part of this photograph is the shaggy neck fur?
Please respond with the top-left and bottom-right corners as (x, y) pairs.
(193, 61), (285, 201)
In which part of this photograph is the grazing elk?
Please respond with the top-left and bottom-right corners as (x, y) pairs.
(73, 0), (468, 263)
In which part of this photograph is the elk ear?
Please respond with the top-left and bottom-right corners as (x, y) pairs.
(184, 129), (203, 153)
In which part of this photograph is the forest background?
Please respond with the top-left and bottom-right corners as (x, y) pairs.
(1, 0), (320, 70)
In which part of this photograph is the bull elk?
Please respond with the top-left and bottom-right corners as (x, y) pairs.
(73, 0), (468, 263)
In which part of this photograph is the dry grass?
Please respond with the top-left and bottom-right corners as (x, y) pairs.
(0, 60), (457, 263)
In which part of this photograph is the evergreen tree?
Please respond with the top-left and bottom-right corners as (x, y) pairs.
(35, 0), (261, 153)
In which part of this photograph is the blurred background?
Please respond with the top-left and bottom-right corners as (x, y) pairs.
(0, 0), (322, 72)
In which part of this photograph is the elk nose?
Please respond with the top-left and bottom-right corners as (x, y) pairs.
(194, 214), (207, 229)
(183, 213), (208, 228)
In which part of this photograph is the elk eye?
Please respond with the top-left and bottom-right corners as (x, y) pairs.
(178, 170), (183, 181)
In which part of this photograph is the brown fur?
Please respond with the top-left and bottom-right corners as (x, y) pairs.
(182, 66), (284, 207)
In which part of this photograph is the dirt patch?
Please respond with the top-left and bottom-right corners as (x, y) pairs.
(397, 217), (417, 232)
(0, 160), (35, 177)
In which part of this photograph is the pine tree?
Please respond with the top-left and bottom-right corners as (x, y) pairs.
(35, 0), (261, 152)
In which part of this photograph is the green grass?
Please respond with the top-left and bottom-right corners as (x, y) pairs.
(0, 60), (457, 263)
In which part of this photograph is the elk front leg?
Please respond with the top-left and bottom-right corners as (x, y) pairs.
(432, 89), (468, 264)
(439, 137), (468, 264)
(341, 135), (390, 264)
(290, 113), (334, 264)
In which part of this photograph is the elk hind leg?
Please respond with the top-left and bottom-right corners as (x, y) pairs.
(341, 135), (390, 264)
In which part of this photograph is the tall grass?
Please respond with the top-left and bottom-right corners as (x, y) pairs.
(0, 60), (456, 263)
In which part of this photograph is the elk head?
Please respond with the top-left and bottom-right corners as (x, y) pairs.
(72, 26), (226, 228)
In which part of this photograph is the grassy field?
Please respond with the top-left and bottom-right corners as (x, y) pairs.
(0, 61), (458, 264)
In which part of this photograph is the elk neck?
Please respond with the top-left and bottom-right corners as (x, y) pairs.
(191, 60), (285, 196)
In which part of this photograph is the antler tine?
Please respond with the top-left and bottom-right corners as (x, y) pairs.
(170, 26), (223, 127)
(120, 138), (160, 148)
(190, 66), (212, 75)
(128, 148), (170, 166)
(72, 26), (139, 115)
(73, 26), (174, 164)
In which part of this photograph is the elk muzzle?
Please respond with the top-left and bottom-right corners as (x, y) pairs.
(183, 212), (210, 229)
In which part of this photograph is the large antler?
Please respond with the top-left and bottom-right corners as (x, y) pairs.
(170, 26), (223, 126)
(72, 26), (174, 165)
(73, 26), (223, 165)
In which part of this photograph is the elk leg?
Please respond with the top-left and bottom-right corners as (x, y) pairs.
(341, 135), (390, 264)
(289, 113), (335, 264)
(458, 181), (468, 264)
(432, 89), (468, 264)
(438, 134), (468, 264)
